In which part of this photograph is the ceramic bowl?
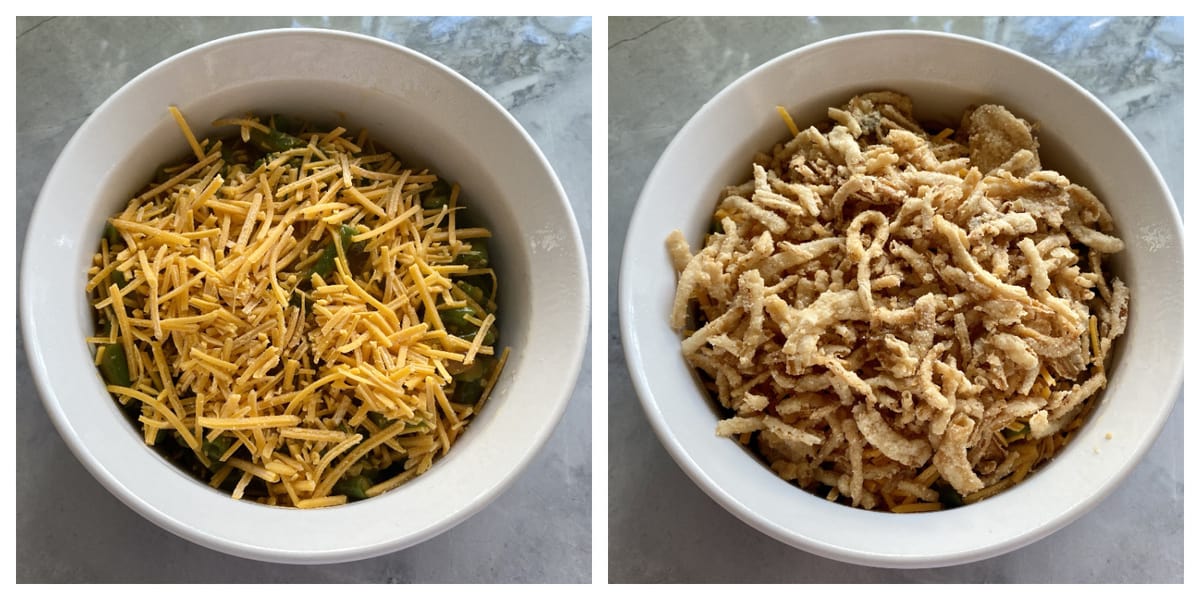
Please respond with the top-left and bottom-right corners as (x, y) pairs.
(22, 28), (588, 564)
(620, 30), (1182, 568)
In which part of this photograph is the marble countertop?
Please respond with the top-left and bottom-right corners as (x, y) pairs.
(608, 16), (1182, 583)
(16, 16), (592, 583)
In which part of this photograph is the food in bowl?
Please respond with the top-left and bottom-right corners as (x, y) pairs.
(666, 91), (1129, 512)
(86, 108), (508, 508)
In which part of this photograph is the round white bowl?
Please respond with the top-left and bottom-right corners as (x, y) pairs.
(620, 30), (1182, 568)
(22, 28), (588, 564)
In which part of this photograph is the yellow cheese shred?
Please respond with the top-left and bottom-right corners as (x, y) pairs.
(85, 109), (508, 508)
(168, 105), (207, 162)
(776, 105), (800, 137)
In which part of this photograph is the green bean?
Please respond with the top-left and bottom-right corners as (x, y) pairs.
(1003, 423), (1030, 442)
(308, 243), (339, 282)
(459, 275), (494, 301)
(353, 461), (379, 480)
(314, 225), (362, 279)
(336, 224), (362, 260)
(203, 436), (233, 463)
(461, 325), (497, 346)
(333, 474), (374, 500)
(249, 127), (306, 153)
(456, 281), (486, 305)
(457, 360), (487, 382)
(288, 290), (309, 311)
(270, 114), (304, 136)
(99, 343), (131, 387)
(402, 419), (431, 434)
(104, 222), (121, 247)
(367, 411), (395, 429)
(438, 306), (477, 337)
(452, 380), (484, 405)
(934, 481), (965, 508)
(291, 225), (364, 309)
(438, 305), (497, 344)
(221, 143), (253, 167)
(452, 243), (489, 268)
(421, 179), (452, 210)
(110, 269), (127, 288)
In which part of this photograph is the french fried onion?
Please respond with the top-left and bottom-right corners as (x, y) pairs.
(668, 91), (1129, 511)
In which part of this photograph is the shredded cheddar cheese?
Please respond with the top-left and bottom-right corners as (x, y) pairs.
(775, 105), (800, 138)
(86, 109), (506, 507)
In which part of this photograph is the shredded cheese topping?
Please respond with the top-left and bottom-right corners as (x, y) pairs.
(87, 108), (507, 507)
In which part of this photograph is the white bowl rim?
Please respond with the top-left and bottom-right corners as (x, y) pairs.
(21, 27), (590, 563)
(619, 28), (1183, 568)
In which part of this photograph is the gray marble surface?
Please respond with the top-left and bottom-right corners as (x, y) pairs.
(609, 16), (1183, 583)
(16, 16), (591, 583)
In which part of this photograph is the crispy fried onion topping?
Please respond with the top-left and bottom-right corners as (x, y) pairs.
(668, 91), (1129, 510)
